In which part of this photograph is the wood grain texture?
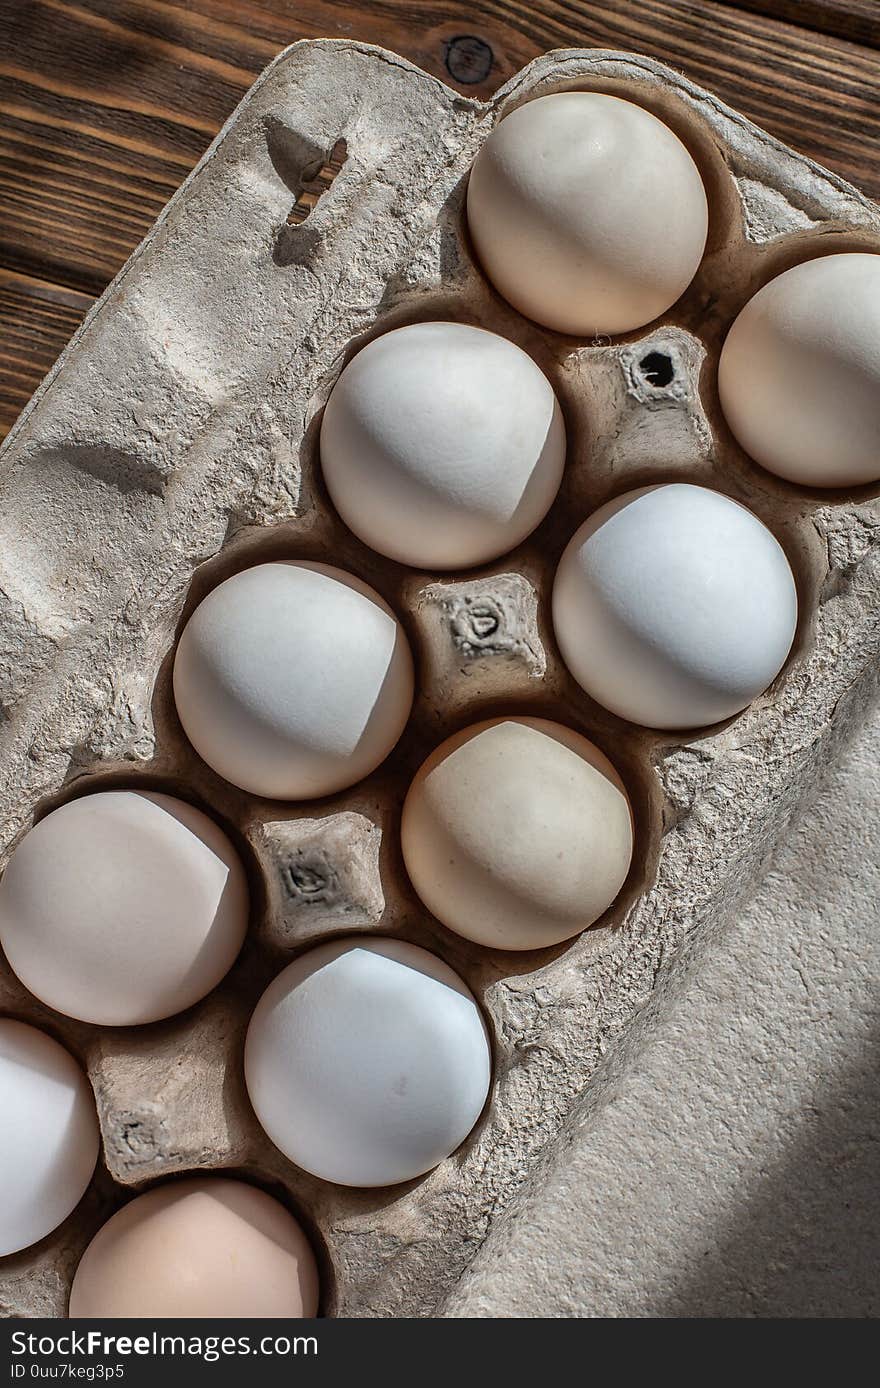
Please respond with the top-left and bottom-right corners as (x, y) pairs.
(0, 269), (93, 432)
(1, 0), (879, 438)
(722, 0), (880, 47)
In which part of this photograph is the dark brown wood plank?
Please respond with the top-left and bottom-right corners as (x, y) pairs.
(0, 270), (94, 437)
(2, 0), (880, 440)
(718, 1), (880, 49)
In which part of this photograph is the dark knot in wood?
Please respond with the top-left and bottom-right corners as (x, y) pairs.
(444, 35), (493, 86)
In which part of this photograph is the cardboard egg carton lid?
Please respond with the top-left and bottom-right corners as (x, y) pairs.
(0, 41), (878, 1317)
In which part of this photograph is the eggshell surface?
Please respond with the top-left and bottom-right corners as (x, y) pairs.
(68, 1177), (319, 1318)
(320, 321), (566, 568)
(718, 252), (880, 488)
(552, 484), (797, 730)
(402, 717), (633, 950)
(0, 1019), (99, 1256)
(173, 561), (414, 799)
(0, 791), (248, 1026)
(466, 92), (709, 335)
(245, 937), (491, 1187)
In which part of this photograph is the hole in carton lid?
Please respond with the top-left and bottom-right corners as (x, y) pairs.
(287, 138), (348, 226)
(639, 351), (675, 388)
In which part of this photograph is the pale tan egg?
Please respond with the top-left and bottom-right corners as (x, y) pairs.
(401, 717), (634, 951)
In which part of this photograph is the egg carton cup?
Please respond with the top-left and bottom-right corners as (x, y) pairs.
(1, 40), (879, 1319)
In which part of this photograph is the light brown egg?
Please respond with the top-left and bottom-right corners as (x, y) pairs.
(69, 1178), (319, 1319)
(401, 717), (634, 951)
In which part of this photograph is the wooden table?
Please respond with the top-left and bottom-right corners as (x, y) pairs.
(1, 0), (878, 440)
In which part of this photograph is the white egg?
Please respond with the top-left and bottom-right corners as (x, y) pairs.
(245, 937), (491, 1187)
(0, 1019), (99, 1255)
(0, 791), (248, 1026)
(320, 321), (566, 568)
(552, 483), (797, 730)
(466, 92), (709, 336)
(173, 561), (414, 799)
(718, 252), (880, 488)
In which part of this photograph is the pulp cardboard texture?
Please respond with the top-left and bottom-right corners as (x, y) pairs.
(447, 698), (880, 1318)
(0, 42), (878, 1317)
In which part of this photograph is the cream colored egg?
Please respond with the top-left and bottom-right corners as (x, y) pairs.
(401, 717), (633, 951)
(466, 91), (709, 335)
(718, 252), (880, 488)
(0, 791), (249, 1026)
(69, 1177), (319, 1319)
(173, 561), (414, 800)
(320, 321), (566, 569)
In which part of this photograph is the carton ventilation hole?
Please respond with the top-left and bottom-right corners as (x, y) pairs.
(639, 351), (675, 387)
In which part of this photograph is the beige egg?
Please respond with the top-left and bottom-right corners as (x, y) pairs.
(69, 1177), (319, 1319)
(401, 717), (633, 951)
(466, 92), (708, 336)
(718, 252), (880, 488)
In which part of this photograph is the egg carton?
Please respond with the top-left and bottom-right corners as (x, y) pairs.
(1, 40), (879, 1319)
